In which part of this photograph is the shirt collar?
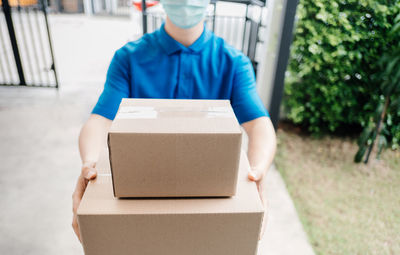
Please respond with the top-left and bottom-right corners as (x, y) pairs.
(157, 23), (212, 55)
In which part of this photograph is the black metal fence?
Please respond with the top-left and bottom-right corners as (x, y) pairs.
(0, 0), (58, 88)
(142, 1), (266, 73)
(90, 0), (130, 16)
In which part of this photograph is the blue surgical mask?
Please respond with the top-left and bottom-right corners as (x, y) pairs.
(160, 0), (210, 29)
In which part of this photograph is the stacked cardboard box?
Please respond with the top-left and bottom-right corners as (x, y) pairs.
(78, 99), (265, 255)
(108, 99), (243, 197)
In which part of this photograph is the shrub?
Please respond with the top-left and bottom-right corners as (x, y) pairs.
(355, 19), (400, 162)
(284, 0), (400, 152)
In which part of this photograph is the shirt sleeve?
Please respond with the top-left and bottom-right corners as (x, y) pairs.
(231, 54), (269, 124)
(92, 48), (130, 120)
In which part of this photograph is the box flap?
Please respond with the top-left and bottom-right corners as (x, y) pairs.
(109, 99), (241, 134)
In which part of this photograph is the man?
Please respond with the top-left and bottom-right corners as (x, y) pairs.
(72, 0), (276, 242)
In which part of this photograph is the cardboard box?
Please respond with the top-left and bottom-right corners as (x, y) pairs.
(78, 151), (264, 255)
(108, 99), (242, 197)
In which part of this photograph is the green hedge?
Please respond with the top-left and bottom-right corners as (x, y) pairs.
(285, 0), (400, 149)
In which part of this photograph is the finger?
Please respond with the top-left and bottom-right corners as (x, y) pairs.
(257, 176), (268, 207)
(259, 198), (269, 240)
(259, 216), (267, 240)
(72, 192), (81, 214)
(72, 176), (87, 214)
(72, 215), (82, 242)
(257, 184), (265, 206)
(73, 176), (86, 199)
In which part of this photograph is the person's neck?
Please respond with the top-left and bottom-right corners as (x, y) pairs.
(164, 17), (204, 47)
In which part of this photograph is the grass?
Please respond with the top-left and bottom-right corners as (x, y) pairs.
(274, 125), (400, 255)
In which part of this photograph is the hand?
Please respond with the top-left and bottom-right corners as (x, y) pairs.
(72, 162), (97, 242)
(248, 168), (268, 240)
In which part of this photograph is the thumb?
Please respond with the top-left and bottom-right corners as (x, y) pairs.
(85, 169), (97, 180)
(248, 169), (263, 182)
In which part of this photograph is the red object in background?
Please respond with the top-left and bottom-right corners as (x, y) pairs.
(133, 0), (159, 11)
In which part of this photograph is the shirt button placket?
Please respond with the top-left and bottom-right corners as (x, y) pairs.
(177, 52), (184, 98)
(181, 52), (192, 98)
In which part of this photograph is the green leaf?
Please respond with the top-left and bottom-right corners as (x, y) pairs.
(394, 13), (400, 23)
(382, 56), (400, 77)
(389, 22), (400, 36)
(354, 145), (367, 163)
(374, 101), (385, 121)
(357, 126), (374, 146)
(391, 97), (400, 110)
(376, 135), (388, 159)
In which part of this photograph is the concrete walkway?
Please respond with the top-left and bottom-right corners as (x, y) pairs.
(0, 14), (314, 255)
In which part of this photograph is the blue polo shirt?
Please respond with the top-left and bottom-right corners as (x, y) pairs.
(92, 23), (269, 124)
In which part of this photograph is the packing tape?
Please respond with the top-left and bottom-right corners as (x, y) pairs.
(205, 106), (232, 118)
(116, 106), (157, 119)
(115, 106), (232, 119)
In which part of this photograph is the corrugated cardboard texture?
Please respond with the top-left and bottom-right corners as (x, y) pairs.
(78, 151), (264, 255)
(108, 99), (242, 197)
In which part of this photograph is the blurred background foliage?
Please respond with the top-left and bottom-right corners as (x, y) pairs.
(284, 0), (400, 161)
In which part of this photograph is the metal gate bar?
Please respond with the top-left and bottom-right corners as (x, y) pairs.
(2, 0), (26, 85)
(34, 6), (51, 85)
(0, 21), (15, 83)
(0, 0), (58, 88)
(268, 0), (299, 128)
(42, 0), (58, 88)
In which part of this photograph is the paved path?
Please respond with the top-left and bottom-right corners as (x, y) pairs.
(0, 14), (314, 255)
(260, 165), (315, 254)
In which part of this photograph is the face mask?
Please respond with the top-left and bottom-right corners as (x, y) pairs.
(160, 0), (210, 29)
